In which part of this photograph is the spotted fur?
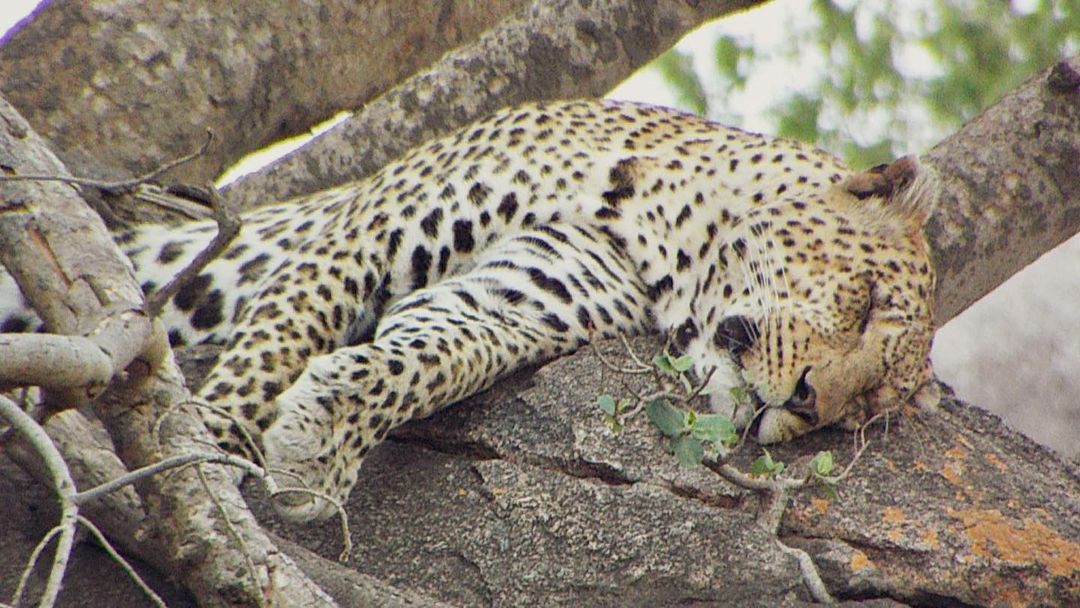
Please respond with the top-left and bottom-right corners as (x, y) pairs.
(0, 100), (939, 522)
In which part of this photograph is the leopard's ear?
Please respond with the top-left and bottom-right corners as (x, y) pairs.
(843, 155), (938, 227)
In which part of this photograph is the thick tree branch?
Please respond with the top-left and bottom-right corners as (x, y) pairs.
(0, 0), (531, 188)
(0, 93), (337, 607)
(0, 327), (151, 401)
(224, 0), (768, 208)
(925, 55), (1080, 324)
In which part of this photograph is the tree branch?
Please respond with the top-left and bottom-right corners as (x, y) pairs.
(0, 0), (533, 188)
(224, 0), (769, 208)
(0, 92), (338, 607)
(925, 54), (1080, 324)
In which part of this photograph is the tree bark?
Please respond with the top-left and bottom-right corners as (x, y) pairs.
(0, 0), (530, 187)
(223, 0), (769, 209)
(924, 57), (1080, 324)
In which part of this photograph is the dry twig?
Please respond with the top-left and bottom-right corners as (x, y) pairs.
(0, 395), (78, 608)
(144, 184), (239, 317)
(0, 131), (214, 195)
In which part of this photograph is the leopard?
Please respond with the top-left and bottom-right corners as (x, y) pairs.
(0, 99), (941, 523)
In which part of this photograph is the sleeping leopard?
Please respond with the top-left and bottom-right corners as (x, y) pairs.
(0, 100), (941, 523)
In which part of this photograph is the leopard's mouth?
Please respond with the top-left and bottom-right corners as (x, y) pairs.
(745, 387), (822, 444)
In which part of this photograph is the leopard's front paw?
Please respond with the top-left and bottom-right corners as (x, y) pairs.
(262, 371), (345, 523)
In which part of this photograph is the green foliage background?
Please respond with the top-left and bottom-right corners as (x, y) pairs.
(652, 0), (1078, 167)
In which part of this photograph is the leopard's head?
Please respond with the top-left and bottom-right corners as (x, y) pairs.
(704, 155), (940, 443)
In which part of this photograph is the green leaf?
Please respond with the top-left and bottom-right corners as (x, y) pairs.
(646, 399), (685, 438)
(750, 448), (785, 478)
(810, 451), (834, 477)
(603, 414), (623, 434)
(671, 355), (694, 373)
(673, 436), (705, 468)
(690, 413), (737, 446)
(653, 354), (677, 377)
(597, 394), (617, 416)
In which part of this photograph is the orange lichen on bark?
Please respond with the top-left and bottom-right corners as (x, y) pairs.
(940, 443), (987, 502)
(849, 550), (873, 573)
(941, 463), (965, 486)
(810, 496), (829, 516)
(882, 506), (907, 525)
(983, 451), (1008, 473)
(920, 527), (940, 551)
(948, 508), (1080, 577)
(882, 507), (908, 543)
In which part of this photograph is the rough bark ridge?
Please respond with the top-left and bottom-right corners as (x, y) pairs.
(221, 0), (769, 210)
(0, 0), (531, 187)
(925, 58), (1080, 323)
(1, 1), (1078, 607)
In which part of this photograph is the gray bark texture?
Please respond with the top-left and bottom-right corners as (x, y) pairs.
(222, 0), (769, 210)
(0, 0), (531, 188)
(1, 1), (1079, 607)
(924, 58), (1080, 324)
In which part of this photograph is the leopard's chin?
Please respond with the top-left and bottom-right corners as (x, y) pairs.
(754, 408), (815, 444)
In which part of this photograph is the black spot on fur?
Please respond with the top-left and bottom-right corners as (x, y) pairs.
(540, 313), (570, 332)
(157, 241), (187, 264)
(173, 273), (212, 312)
(675, 205), (692, 227)
(576, 305), (594, 329)
(0, 316), (29, 333)
(261, 382), (281, 402)
(344, 277), (359, 298)
(437, 246), (451, 275)
(673, 319), (699, 351)
(714, 316), (758, 356)
(420, 208), (443, 238)
(497, 193), (519, 222)
(526, 268), (572, 304)
(468, 183), (491, 206)
(648, 275), (674, 299)
(452, 219), (475, 253)
(454, 290), (479, 309)
(732, 238), (748, 259)
(410, 246), (433, 290)
(676, 250), (692, 272)
(386, 228), (405, 261)
(517, 235), (559, 256)
(602, 158), (637, 206)
(238, 253), (271, 285)
(494, 288), (526, 304)
(595, 206), (621, 220)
